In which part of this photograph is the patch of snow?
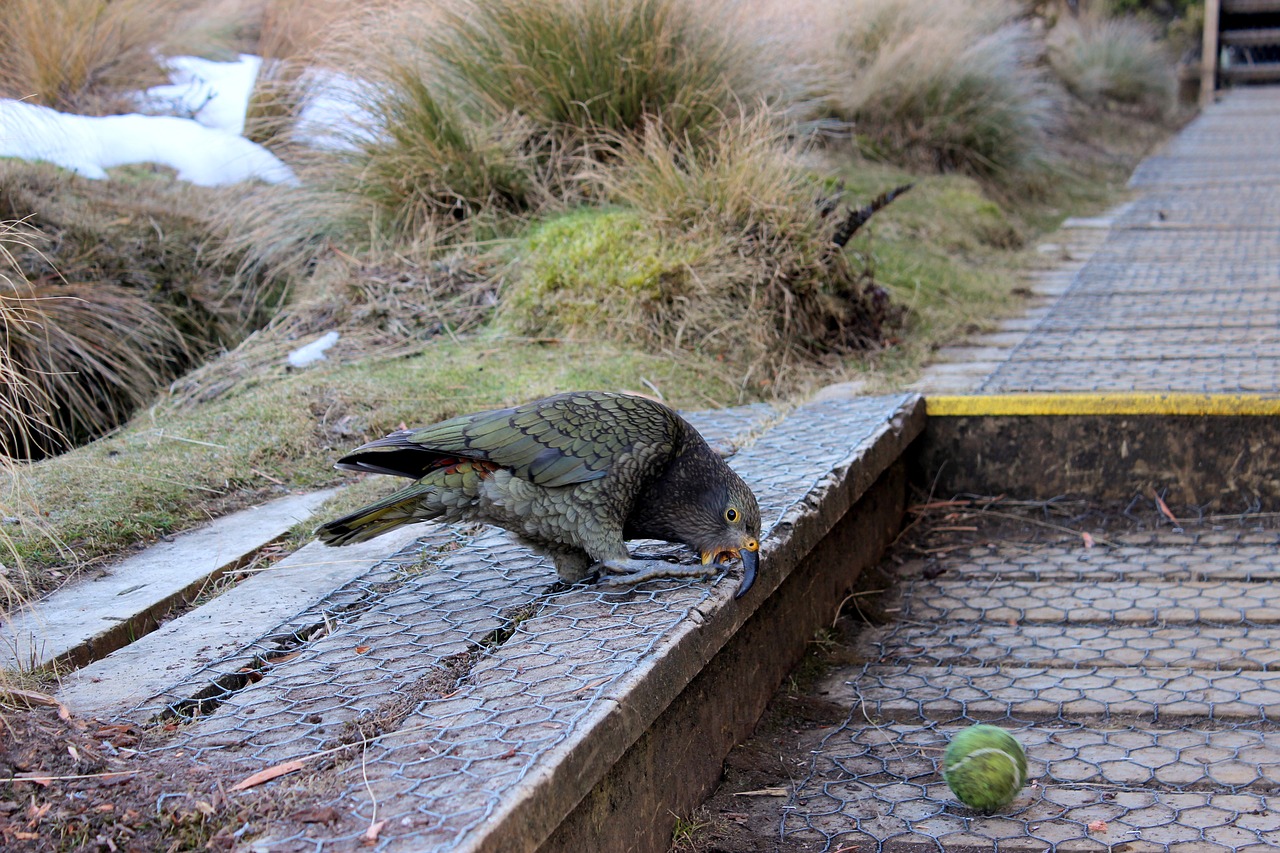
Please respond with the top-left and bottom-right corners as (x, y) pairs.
(294, 68), (382, 152)
(138, 54), (263, 135)
(288, 331), (341, 367)
(0, 99), (296, 186)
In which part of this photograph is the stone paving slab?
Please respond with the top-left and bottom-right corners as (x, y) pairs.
(820, 663), (1280, 725)
(853, 621), (1280, 670)
(119, 394), (924, 853)
(898, 578), (1280, 625)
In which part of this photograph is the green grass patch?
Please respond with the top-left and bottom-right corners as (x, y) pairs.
(821, 165), (1034, 391)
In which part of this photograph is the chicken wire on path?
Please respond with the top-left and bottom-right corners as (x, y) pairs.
(125, 396), (913, 852)
(777, 521), (1280, 853)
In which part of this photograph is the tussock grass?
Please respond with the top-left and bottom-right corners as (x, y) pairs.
(1049, 14), (1176, 119)
(0, 0), (171, 113)
(0, 222), (65, 610)
(0, 222), (54, 460)
(429, 0), (753, 144)
(355, 68), (546, 237)
(817, 0), (1059, 188)
(2, 278), (192, 457)
(0, 162), (263, 456)
(504, 114), (901, 391)
(240, 0), (766, 251)
(243, 0), (402, 146)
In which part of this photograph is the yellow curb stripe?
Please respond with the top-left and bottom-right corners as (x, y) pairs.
(926, 393), (1280, 417)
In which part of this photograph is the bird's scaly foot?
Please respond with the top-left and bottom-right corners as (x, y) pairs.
(594, 557), (717, 587)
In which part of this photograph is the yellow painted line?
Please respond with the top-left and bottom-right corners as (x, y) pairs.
(927, 393), (1280, 417)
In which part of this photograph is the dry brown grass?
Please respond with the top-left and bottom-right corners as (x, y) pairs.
(0, 222), (66, 608)
(805, 0), (1060, 189)
(0, 222), (55, 460)
(1049, 12), (1176, 119)
(243, 0), (409, 143)
(0, 161), (266, 456)
(3, 279), (193, 457)
(0, 0), (175, 113)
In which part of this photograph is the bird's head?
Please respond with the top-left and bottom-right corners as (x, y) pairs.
(690, 475), (762, 599)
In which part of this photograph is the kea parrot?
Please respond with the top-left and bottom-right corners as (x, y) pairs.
(316, 391), (763, 597)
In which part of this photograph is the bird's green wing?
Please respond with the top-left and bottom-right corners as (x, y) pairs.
(356, 392), (678, 488)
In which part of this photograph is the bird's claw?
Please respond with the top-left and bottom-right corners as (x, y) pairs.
(593, 558), (717, 587)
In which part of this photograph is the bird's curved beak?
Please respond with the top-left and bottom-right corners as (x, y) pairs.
(735, 545), (759, 599)
(702, 540), (760, 599)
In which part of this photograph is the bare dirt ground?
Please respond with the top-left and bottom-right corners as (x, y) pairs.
(0, 695), (237, 851)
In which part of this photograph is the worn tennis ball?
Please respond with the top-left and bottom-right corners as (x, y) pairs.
(942, 724), (1028, 813)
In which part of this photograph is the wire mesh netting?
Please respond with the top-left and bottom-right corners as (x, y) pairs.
(782, 716), (1280, 852)
(777, 517), (1280, 853)
(1131, 90), (1280, 188)
(1115, 186), (1280, 229)
(127, 395), (916, 851)
(954, 87), (1280, 393)
(761, 89), (1280, 852)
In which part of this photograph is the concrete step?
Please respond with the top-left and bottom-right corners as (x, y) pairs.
(2, 489), (337, 671)
(897, 578), (1280, 625)
(56, 523), (429, 717)
(1221, 26), (1280, 47)
(819, 663), (1280, 725)
(783, 722), (1280, 852)
(799, 721), (1280, 795)
(853, 621), (1280, 670)
(1223, 63), (1280, 83)
(68, 394), (926, 853)
(1224, 0), (1280, 12)
(988, 330), (1280, 362)
(923, 541), (1280, 582)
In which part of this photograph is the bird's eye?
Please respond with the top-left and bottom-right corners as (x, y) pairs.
(725, 507), (740, 523)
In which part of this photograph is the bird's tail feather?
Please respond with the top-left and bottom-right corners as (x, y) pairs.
(315, 486), (438, 546)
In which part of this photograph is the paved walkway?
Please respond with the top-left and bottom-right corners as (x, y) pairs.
(794, 87), (1280, 852)
(917, 86), (1280, 397)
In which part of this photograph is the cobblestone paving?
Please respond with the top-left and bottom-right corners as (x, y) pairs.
(976, 87), (1280, 394)
(782, 516), (1280, 851)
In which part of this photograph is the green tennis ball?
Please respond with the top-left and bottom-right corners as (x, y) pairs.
(942, 724), (1028, 813)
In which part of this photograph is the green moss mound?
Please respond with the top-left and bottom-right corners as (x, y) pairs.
(501, 209), (711, 340)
